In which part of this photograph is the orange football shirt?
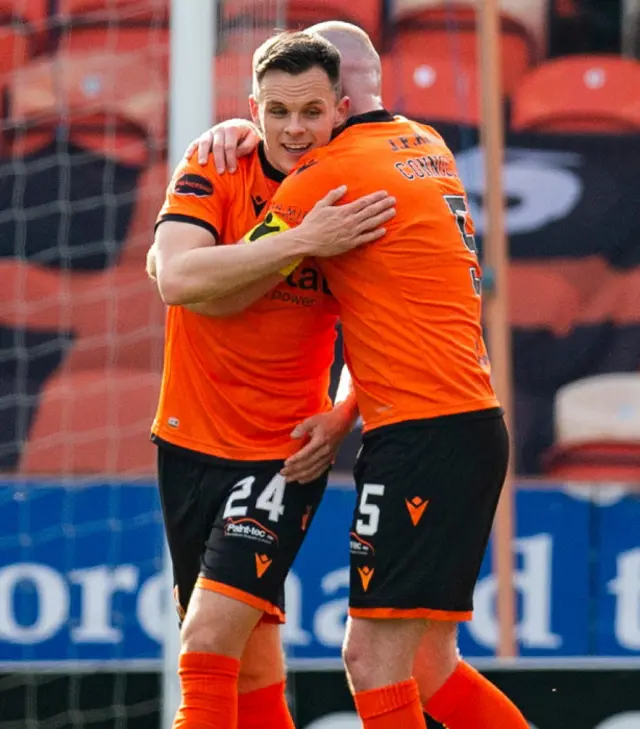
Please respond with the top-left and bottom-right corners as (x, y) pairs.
(262, 111), (499, 432)
(153, 144), (339, 460)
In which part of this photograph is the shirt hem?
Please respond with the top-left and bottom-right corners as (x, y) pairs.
(362, 400), (502, 434)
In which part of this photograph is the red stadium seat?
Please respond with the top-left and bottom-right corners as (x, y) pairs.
(542, 374), (640, 481)
(119, 161), (169, 267)
(9, 41), (167, 164)
(19, 368), (160, 475)
(389, 4), (534, 96)
(56, 0), (168, 23)
(542, 443), (640, 481)
(382, 38), (481, 124)
(392, 1), (546, 58)
(0, 261), (165, 371)
(0, 0), (49, 25)
(286, 0), (382, 46)
(221, 0), (279, 29)
(213, 46), (255, 122)
(0, 23), (29, 79)
(512, 55), (640, 133)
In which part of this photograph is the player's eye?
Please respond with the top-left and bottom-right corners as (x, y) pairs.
(305, 108), (322, 118)
(269, 107), (287, 117)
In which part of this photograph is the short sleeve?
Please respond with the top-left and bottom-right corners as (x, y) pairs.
(156, 155), (229, 242)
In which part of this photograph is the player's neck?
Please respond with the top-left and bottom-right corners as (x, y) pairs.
(349, 95), (384, 116)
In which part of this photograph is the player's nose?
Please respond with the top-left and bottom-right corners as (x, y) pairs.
(284, 114), (305, 136)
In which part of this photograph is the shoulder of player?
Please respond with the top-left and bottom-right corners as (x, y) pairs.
(170, 148), (261, 195)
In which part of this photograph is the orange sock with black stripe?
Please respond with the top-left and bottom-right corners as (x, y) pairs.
(424, 661), (528, 728)
(355, 678), (427, 728)
(237, 681), (295, 728)
(173, 652), (240, 729)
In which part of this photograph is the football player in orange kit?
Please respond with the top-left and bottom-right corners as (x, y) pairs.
(151, 31), (396, 729)
(185, 21), (529, 729)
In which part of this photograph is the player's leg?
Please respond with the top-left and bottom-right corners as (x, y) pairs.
(237, 620), (294, 729)
(176, 462), (327, 729)
(345, 413), (528, 729)
(410, 416), (528, 727)
(156, 445), (211, 622)
(343, 615), (428, 729)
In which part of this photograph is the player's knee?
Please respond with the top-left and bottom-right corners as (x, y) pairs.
(342, 628), (379, 690)
(180, 587), (261, 658)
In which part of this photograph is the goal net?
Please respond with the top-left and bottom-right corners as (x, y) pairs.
(0, 1), (281, 727)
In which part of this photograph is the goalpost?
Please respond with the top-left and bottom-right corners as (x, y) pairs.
(163, 6), (216, 726)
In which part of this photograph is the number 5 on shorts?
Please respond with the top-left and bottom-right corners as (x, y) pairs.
(355, 483), (385, 536)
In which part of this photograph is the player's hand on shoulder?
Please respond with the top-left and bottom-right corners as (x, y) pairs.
(280, 403), (358, 484)
(183, 119), (261, 173)
(298, 185), (396, 258)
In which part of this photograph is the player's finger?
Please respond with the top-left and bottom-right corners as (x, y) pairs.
(212, 130), (229, 172)
(284, 455), (331, 483)
(353, 227), (388, 245)
(224, 133), (240, 174)
(344, 190), (391, 214)
(184, 141), (198, 160)
(316, 185), (348, 207)
(283, 436), (329, 469)
(355, 208), (396, 233)
(195, 131), (213, 166)
(353, 196), (396, 224)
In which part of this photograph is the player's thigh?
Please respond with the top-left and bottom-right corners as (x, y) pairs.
(348, 412), (508, 618)
(157, 445), (220, 620)
(200, 462), (328, 620)
(238, 622), (286, 693)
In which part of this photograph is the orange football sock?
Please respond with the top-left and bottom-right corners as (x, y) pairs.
(425, 661), (529, 728)
(354, 678), (427, 729)
(237, 681), (295, 728)
(173, 651), (240, 729)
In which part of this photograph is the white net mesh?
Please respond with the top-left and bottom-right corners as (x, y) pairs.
(0, 1), (281, 727)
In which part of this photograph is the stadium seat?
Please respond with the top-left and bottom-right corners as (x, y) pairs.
(512, 55), (640, 133)
(56, 0), (168, 24)
(119, 160), (169, 267)
(0, 261), (164, 370)
(388, 4), (534, 96)
(213, 47), (255, 121)
(286, 0), (383, 46)
(391, 0), (545, 59)
(0, 23), (29, 79)
(19, 368), (160, 475)
(0, 0), (47, 20)
(542, 374), (640, 480)
(8, 43), (167, 164)
(381, 40), (481, 124)
(220, 0), (279, 30)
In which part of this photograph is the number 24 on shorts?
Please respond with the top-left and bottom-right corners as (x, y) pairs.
(223, 474), (286, 523)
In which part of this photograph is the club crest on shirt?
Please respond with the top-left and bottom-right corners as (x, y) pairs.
(174, 173), (214, 197)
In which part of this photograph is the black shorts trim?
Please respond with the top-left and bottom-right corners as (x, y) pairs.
(152, 434), (285, 469)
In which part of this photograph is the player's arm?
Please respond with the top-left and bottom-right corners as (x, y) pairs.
(157, 185), (395, 307)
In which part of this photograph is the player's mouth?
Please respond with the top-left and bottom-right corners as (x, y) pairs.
(282, 142), (312, 157)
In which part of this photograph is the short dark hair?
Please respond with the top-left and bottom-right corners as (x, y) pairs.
(252, 31), (342, 97)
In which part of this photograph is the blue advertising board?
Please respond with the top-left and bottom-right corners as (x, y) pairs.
(0, 479), (638, 667)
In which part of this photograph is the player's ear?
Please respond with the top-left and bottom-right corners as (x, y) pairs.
(249, 95), (260, 127)
(335, 96), (350, 127)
